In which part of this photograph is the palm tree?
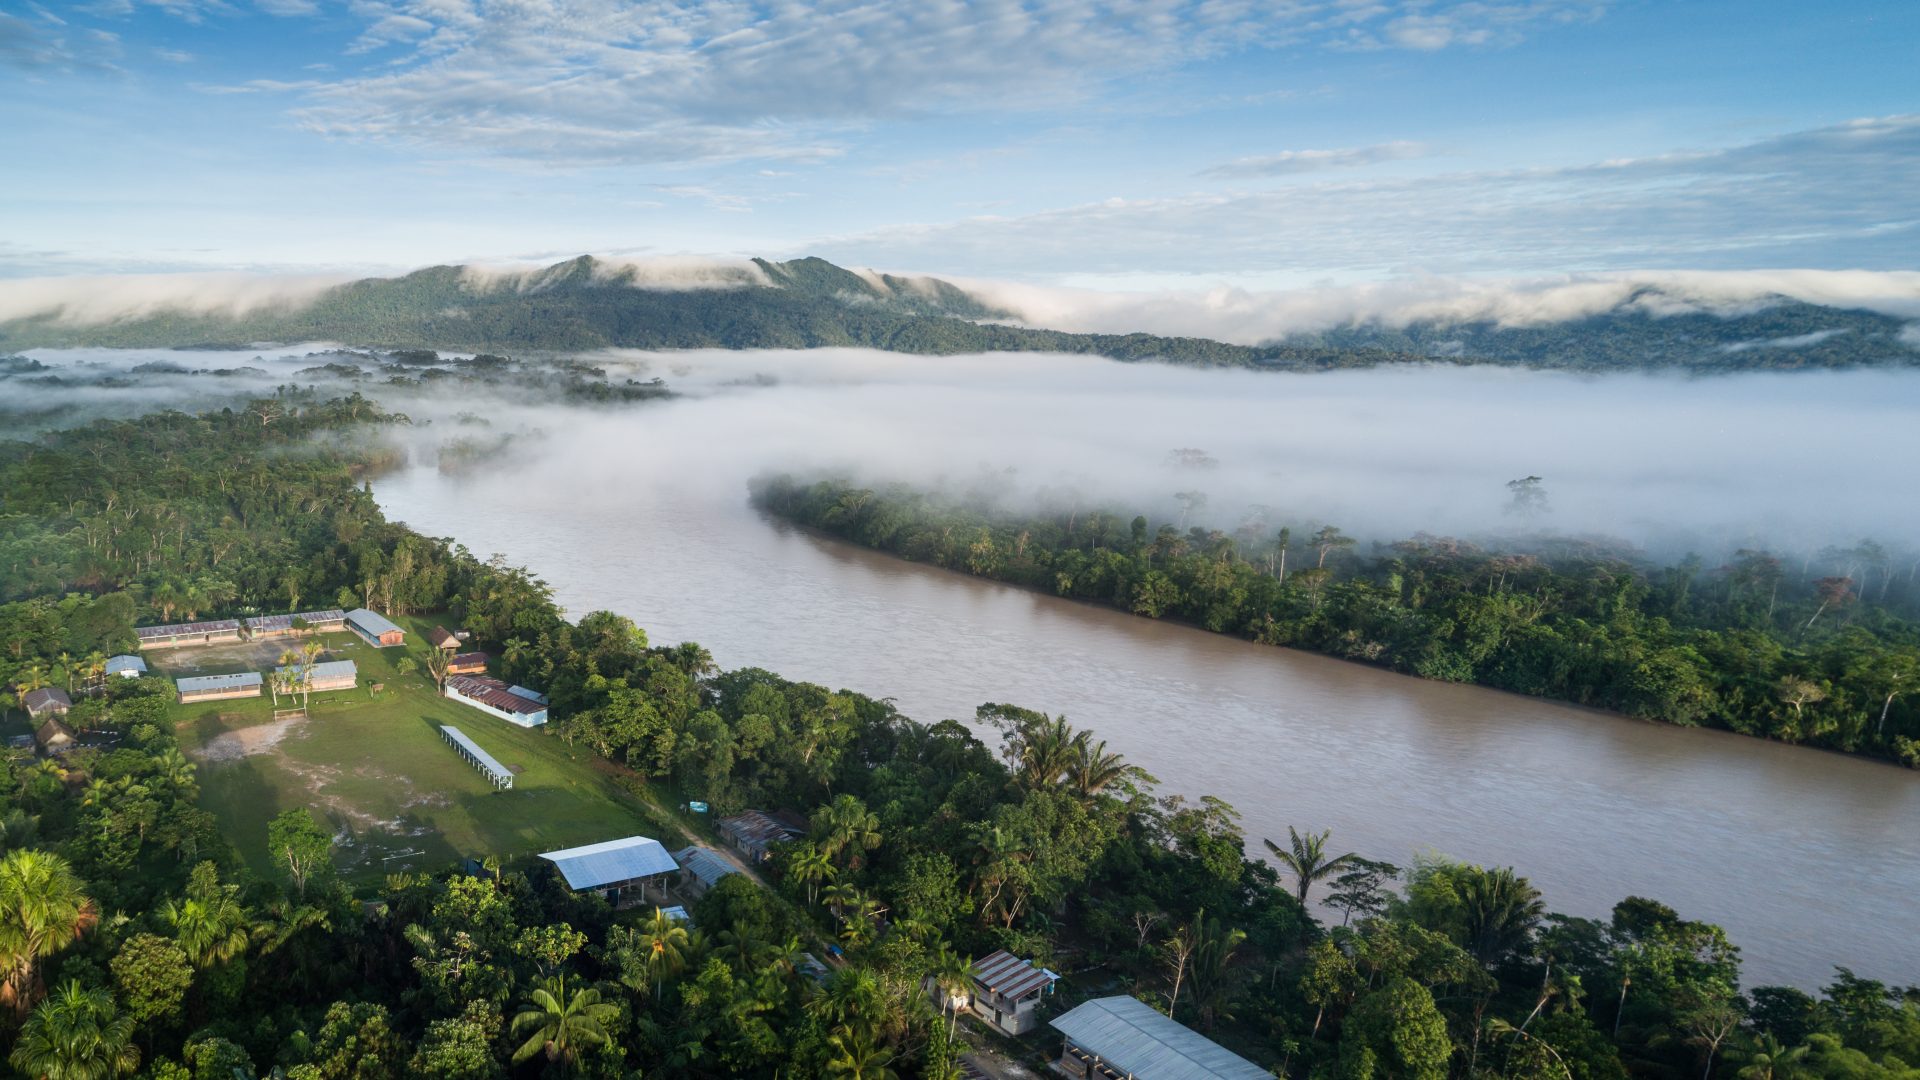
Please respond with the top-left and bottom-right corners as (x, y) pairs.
(1263, 827), (1358, 906)
(1065, 736), (1130, 796)
(636, 906), (691, 999)
(273, 648), (300, 705)
(825, 1027), (899, 1080)
(816, 795), (882, 870)
(788, 842), (836, 906)
(1735, 1032), (1810, 1080)
(510, 975), (618, 1068)
(929, 944), (973, 1038)
(161, 894), (251, 969)
(9, 980), (139, 1079)
(807, 968), (883, 1032)
(425, 647), (451, 690)
(0, 849), (99, 1014)
(1185, 909), (1248, 1032)
(12, 665), (50, 718)
(1460, 866), (1546, 963)
(1013, 714), (1080, 789)
(298, 640), (324, 708)
(56, 653), (73, 694)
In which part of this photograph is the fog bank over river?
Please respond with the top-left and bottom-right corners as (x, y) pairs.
(375, 351), (1920, 989)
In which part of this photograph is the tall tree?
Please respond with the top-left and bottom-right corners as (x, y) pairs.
(8, 980), (139, 1080)
(1263, 827), (1359, 906)
(509, 976), (617, 1069)
(0, 849), (99, 1014)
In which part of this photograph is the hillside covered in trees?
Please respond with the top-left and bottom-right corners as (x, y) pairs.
(5, 256), (1917, 371)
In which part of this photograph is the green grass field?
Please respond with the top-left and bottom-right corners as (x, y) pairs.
(157, 614), (676, 884)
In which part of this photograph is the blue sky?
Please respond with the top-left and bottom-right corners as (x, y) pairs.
(2, 0), (1916, 285)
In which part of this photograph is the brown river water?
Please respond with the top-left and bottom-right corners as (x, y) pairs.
(376, 456), (1920, 991)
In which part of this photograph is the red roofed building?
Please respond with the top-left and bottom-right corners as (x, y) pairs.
(447, 651), (489, 675)
(444, 674), (548, 728)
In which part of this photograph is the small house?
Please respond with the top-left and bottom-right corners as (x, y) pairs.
(965, 950), (1061, 1036)
(276, 659), (358, 693)
(539, 836), (679, 905)
(176, 672), (263, 704)
(427, 626), (460, 651)
(660, 905), (692, 927)
(23, 687), (72, 720)
(672, 845), (739, 899)
(34, 718), (76, 756)
(104, 655), (147, 679)
(135, 619), (243, 649)
(245, 609), (348, 638)
(1049, 995), (1270, 1080)
(446, 651), (489, 675)
(345, 608), (406, 648)
(717, 809), (806, 863)
(444, 675), (548, 727)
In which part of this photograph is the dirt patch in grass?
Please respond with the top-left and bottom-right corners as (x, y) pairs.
(146, 634), (361, 679)
(190, 714), (309, 762)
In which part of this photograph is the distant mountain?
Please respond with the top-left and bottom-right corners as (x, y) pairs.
(3, 255), (1915, 371)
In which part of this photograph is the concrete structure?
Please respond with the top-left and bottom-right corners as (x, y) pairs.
(428, 626), (460, 651)
(444, 675), (548, 727)
(275, 659), (358, 693)
(1049, 996), (1269, 1080)
(176, 672), (264, 704)
(446, 651), (489, 675)
(965, 950), (1060, 1036)
(672, 845), (739, 898)
(135, 619), (242, 649)
(34, 719), (76, 755)
(539, 836), (679, 904)
(245, 609), (347, 638)
(717, 809), (806, 862)
(23, 687), (72, 720)
(104, 655), (147, 679)
(345, 608), (406, 648)
(441, 725), (514, 789)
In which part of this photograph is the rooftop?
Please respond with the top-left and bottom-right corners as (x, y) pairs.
(441, 725), (512, 780)
(428, 626), (460, 648)
(275, 659), (357, 681)
(447, 675), (547, 716)
(23, 687), (72, 712)
(135, 619), (241, 640)
(1049, 996), (1270, 1080)
(972, 949), (1059, 1002)
(448, 651), (489, 667)
(539, 836), (678, 890)
(245, 609), (347, 632)
(176, 672), (264, 693)
(345, 608), (404, 638)
(104, 655), (147, 675)
(719, 809), (805, 848)
(673, 845), (740, 888)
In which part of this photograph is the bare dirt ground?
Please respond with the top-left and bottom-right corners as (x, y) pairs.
(145, 634), (356, 678)
(190, 713), (309, 762)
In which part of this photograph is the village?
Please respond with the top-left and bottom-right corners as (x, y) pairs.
(11, 601), (1271, 1079)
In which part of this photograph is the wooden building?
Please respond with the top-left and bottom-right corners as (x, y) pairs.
(34, 719), (76, 756)
(345, 608), (406, 648)
(716, 809), (806, 863)
(427, 626), (460, 651)
(447, 651), (489, 675)
(23, 687), (72, 721)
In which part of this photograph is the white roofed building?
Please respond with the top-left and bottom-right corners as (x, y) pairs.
(1049, 996), (1270, 1080)
(538, 836), (678, 905)
(105, 654), (147, 679)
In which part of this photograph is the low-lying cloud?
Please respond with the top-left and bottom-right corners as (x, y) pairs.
(1201, 141), (1428, 178)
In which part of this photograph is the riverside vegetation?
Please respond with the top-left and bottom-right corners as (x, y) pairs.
(752, 476), (1920, 768)
(0, 392), (1917, 1079)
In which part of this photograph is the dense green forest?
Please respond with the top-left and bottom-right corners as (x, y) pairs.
(5, 256), (1915, 371)
(1, 398), (1917, 1080)
(752, 476), (1920, 768)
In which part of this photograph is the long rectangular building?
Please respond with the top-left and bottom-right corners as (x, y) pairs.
(245, 609), (348, 638)
(345, 608), (406, 648)
(441, 725), (513, 789)
(444, 675), (549, 727)
(176, 672), (263, 703)
(137, 619), (243, 649)
(275, 659), (358, 692)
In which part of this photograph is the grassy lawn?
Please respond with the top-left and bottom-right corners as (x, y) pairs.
(159, 613), (675, 885)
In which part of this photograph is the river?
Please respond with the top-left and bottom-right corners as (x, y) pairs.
(372, 354), (1920, 989)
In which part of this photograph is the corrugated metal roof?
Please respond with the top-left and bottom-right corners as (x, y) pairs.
(661, 905), (691, 925)
(719, 810), (804, 849)
(345, 608), (404, 638)
(506, 684), (548, 704)
(448, 675), (546, 716)
(673, 845), (739, 887)
(539, 836), (678, 889)
(23, 687), (71, 712)
(972, 950), (1058, 1001)
(246, 609), (347, 632)
(276, 659), (357, 681)
(104, 655), (147, 675)
(136, 619), (241, 640)
(176, 672), (263, 693)
(1049, 996), (1269, 1080)
(441, 725), (512, 783)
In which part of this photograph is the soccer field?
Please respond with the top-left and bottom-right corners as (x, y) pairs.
(161, 617), (672, 882)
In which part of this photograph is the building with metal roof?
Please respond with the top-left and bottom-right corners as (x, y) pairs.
(445, 675), (549, 727)
(345, 608), (406, 647)
(717, 809), (806, 862)
(539, 837), (678, 904)
(672, 845), (740, 898)
(245, 609), (347, 637)
(660, 905), (692, 926)
(447, 651), (489, 675)
(441, 725), (513, 789)
(176, 672), (263, 703)
(428, 626), (460, 650)
(1049, 996), (1270, 1080)
(135, 619), (243, 649)
(105, 654), (147, 679)
(967, 950), (1061, 1036)
(274, 658), (358, 692)
(23, 687), (72, 720)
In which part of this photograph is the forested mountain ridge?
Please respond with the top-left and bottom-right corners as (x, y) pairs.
(6, 255), (1916, 370)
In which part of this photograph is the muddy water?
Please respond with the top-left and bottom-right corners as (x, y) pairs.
(377, 462), (1920, 990)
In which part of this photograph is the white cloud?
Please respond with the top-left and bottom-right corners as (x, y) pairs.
(821, 115), (1920, 278)
(275, 0), (1603, 164)
(1202, 141), (1428, 178)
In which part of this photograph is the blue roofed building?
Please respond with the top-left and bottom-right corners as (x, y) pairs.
(105, 654), (147, 679)
(1049, 995), (1270, 1080)
(345, 608), (406, 648)
(538, 836), (678, 905)
(673, 845), (741, 899)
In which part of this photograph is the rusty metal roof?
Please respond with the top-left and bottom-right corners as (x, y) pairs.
(971, 950), (1059, 1002)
